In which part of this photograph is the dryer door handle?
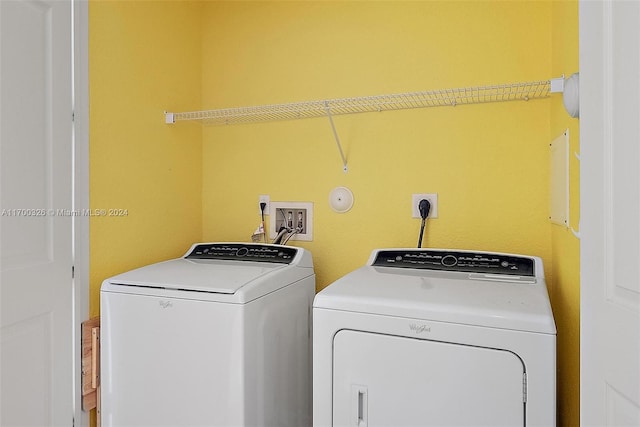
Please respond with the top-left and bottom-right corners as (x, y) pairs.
(352, 385), (368, 427)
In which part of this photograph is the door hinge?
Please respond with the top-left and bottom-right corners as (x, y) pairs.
(72, 110), (75, 122)
(72, 265), (75, 279)
(522, 372), (528, 403)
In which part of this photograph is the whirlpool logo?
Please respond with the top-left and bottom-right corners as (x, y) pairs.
(409, 323), (431, 334)
(158, 300), (173, 309)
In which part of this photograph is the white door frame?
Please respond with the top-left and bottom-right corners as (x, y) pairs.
(73, 0), (89, 426)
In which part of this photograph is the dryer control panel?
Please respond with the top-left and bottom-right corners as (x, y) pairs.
(372, 249), (534, 276)
(185, 243), (297, 264)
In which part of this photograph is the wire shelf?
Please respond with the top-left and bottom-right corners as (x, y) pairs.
(166, 79), (554, 126)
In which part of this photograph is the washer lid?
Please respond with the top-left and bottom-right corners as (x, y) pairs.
(314, 264), (556, 335)
(107, 258), (285, 294)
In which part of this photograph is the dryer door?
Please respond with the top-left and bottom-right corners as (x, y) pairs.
(333, 330), (525, 427)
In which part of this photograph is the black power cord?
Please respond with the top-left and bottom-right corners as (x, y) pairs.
(259, 202), (267, 243)
(417, 199), (431, 248)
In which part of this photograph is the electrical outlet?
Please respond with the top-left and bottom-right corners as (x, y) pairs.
(412, 193), (438, 219)
(258, 195), (270, 215)
(270, 201), (313, 241)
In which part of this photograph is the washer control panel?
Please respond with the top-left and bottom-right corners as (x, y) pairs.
(185, 243), (297, 264)
(372, 249), (534, 276)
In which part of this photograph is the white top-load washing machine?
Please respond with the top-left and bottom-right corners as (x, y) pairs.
(313, 248), (556, 427)
(100, 242), (315, 427)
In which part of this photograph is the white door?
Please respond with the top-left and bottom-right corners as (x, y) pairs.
(333, 330), (525, 427)
(580, 0), (640, 425)
(0, 1), (74, 426)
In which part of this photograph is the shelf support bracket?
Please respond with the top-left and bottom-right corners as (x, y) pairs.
(324, 101), (348, 173)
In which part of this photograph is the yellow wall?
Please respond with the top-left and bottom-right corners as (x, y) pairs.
(550, 1), (580, 426)
(201, 0), (553, 290)
(89, 0), (203, 315)
(89, 1), (580, 426)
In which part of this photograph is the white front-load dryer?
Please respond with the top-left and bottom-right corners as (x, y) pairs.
(100, 242), (315, 427)
(313, 248), (556, 427)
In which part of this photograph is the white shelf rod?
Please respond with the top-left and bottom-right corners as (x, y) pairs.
(165, 78), (559, 126)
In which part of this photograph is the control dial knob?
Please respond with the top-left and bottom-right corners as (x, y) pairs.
(441, 255), (458, 267)
(236, 247), (249, 257)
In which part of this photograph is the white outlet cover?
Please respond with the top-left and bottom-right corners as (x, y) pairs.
(412, 193), (438, 219)
(329, 186), (354, 213)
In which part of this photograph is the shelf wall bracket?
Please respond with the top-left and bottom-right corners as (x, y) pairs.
(324, 101), (348, 173)
(550, 75), (565, 93)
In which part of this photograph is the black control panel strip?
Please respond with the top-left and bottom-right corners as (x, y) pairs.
(372, 249), (535, 276)
(185, 243), (297, 264)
